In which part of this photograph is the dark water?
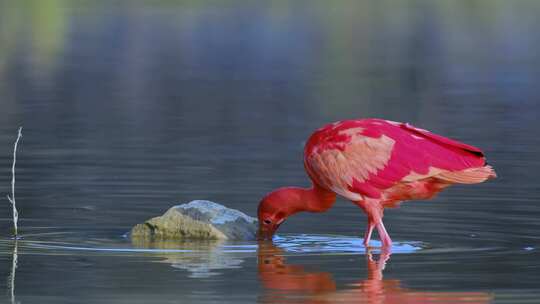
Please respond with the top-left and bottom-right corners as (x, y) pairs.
(1, 1), (540, 303)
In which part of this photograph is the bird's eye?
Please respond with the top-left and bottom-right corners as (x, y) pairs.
(264, 219), (272, 225)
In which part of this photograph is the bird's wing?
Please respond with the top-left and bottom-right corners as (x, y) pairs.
(400, 122), (484, 156)
(305, 129), (395, 200)
(304, 119), (491, 201)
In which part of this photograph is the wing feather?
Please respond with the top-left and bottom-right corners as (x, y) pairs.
(305, 131), (395, 200)
(304, 119), (492, 201)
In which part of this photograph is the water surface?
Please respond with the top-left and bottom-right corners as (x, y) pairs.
(1, 1), (540, 303)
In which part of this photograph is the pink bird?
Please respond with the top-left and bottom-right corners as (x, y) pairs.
(257, 118), (496, 248)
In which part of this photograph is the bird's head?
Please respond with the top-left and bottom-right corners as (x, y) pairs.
(257, 188), (295, 240)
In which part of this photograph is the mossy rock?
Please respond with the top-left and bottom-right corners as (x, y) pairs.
(131, 200), (258, 241)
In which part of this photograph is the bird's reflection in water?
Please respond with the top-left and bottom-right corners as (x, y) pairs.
(257, 242), (492, 304)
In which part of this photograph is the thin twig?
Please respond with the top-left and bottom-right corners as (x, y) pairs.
(7, 127), (22, 237)
(8, 240), (18, 304)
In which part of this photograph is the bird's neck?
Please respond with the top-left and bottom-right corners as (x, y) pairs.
(281, 185), (336, 215)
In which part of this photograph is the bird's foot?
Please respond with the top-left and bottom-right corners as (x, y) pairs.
(381, 238), (393, 249)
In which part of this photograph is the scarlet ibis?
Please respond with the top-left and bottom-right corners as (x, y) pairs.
(257, 118), (496, 247)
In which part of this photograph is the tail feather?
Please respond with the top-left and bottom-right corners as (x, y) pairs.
(435, 165), (496, 184)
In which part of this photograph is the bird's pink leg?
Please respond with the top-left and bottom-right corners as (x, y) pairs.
(376, 220), (392, 248)
(363, 219), (375, 246)
(356, 199), (392, 249)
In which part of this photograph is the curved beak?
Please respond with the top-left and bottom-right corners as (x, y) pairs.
(257, 223), (279, 241)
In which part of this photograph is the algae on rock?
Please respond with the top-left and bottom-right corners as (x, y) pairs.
(131, 200), (258, 241)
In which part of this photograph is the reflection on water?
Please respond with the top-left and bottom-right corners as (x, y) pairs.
(0, 231), (537, 303)
(272, 234), (421, 254)
(258, 242), (492, 304)
(129, 234), (420, 278)
(1, 0), (540, 303)
(130, 234), (422, 278)
(131, 238), (251, 278)
(8, 240), (18, 304)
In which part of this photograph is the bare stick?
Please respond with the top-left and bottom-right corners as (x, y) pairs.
(8, 240), (18, 304)
(7, 127), (22, 237)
